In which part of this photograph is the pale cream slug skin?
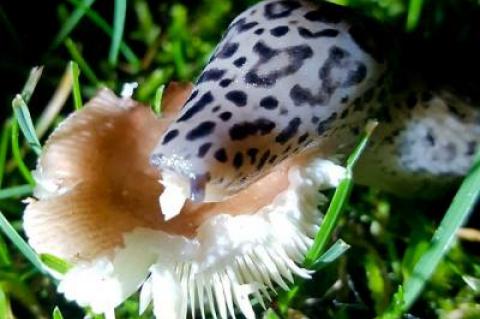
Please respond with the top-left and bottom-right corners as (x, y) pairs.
(24, 82), (345, 318)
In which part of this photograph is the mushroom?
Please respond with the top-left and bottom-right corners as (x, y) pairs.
(24, 83), (345, 318)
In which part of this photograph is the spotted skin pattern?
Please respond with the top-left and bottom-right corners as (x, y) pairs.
(356, 90), (480, 196)
(151, 0), (479, 201)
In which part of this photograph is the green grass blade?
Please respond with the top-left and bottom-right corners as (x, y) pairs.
(40, 254), (72, 275)
(277, 121), (377, 315)
(0, 287), (12, 319)
(365, 253), (388, 314)
(401, 151), (480, 310)
(50, 0), (96, 50)
(12, 95), (42, 155)
(152, 84), (165, 115)
(264, 309), (281, 319)
(137, 68), (173, 101)
(303, 177), (353, 267)
(463, 275), (480, 292)
(0, 185), (33, 200)
(10, 121), (35, 186)
(0, 122), (11, 187)
(70, 61), (83, 110)
(64, 38), (100, 86)
(406, 0), (424, 31)
(278, 240), (351, 314)
(0, 287), (6, 318)
(53, 306), (64, 319)
(311, 239), (350, 270)
(304, 120), (378, 267)
(0, 235), (12, 267)
(20, 66), (43, 103)
(347, 120), (378, 169)
(109, 0), (127, 66)
(66, 0), (139, 67)
(0, 211), (47, 274)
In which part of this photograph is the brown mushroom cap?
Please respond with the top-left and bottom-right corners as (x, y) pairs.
(24, 83), (299, 263)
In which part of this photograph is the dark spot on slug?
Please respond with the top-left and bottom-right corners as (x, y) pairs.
(217, 42), (239, 59)
(246, 42), (313, 88)
(268, 154), (278, 164)
(297, 133), (309, 144)
(197, 68), (226, 83)
(291, 46), (366, 106)
(229, 118), (276, 140)
(233, 57), (247, 67)
(233, 152), (244, 169)
(425, 130), (435, 146)
(238, 21), (259, 32)
(226, 90), (248, 107)
(162, 129), (179, 145)
(177, 92), (214, 122)
(298, 27), (339, 38)
(247, 148), (259, 164)
(290, 85), (310, 106)
(219, 79), (233, 88)
(214, 148), (228, 163)
(186, 121), (216, 141)
(212, 105), (221, 113)
(252, 41), (278, 61)
(467, 141), (477, 156)
(254, 28), (265, 35)
(317, 112), (337, 134)
(259, 96), (279, 110)
(197, 143), (212, 158)
(264, 1), (301, 19)
(343, 63), (367, 86)
(270, 26), (289, 37)
(257, 150), (271, 170)
(184, 90), (199, 105)
(219, 111), (232, 121)
(276, 117), (301, 145)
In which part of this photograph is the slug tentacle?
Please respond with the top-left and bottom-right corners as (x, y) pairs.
(151, 0), (388, 215)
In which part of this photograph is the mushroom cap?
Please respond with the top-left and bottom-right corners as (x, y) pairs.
(23, 84), (345, 317)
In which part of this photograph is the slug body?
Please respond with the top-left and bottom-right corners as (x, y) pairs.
(151, 0), (479, 209)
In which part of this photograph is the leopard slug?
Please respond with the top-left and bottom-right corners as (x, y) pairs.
(150, 0), (479, 216)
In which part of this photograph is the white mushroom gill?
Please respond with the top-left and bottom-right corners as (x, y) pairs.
(23, 85), (345, 318)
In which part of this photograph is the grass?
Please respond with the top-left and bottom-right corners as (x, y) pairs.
(304, 120), (378, 268)
(70, 61), (83, 110)
(64, 38), (100, 86)
(0, 0), (479, 318)
(401, 150), (480, 310)
(109, 0), (127, 66)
